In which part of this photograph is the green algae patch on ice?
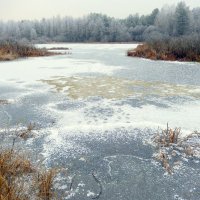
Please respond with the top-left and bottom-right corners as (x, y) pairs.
(41, 76), (134, 99)
(40, 76), (200, 100)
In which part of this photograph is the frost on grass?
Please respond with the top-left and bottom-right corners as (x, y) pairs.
(0, 124), (67, 200)
(153, 124), (200, 174)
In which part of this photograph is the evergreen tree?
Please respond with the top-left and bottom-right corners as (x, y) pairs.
(175, 2), (190, 35)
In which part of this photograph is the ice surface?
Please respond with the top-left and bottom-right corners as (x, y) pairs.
(0, 43), (200, 200)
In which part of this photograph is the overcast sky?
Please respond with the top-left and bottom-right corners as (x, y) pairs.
(0, 0), (199, 21)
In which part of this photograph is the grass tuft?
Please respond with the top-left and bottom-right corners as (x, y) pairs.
(37, 170), (57, 200)
(0, 149), (34, 200)
(153, 124), (200, 174)
(154, 123), (181, 147)
(18, 123), (35, 140)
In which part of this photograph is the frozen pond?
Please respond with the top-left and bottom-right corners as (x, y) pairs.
(0, 43), (200, 199)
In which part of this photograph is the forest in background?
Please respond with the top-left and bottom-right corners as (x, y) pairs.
(0, 1), (200, 43)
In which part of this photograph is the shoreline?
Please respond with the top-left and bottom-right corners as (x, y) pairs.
(127, 44), (200, 63)
(0, 51), (60, 61)
(0, 43), (62, 62)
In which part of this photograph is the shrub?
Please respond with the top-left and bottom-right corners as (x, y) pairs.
(128, 34), (200, 62)
(0, 40), (57, 61)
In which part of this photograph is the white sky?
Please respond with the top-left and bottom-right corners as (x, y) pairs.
(0, 0), (199, 21)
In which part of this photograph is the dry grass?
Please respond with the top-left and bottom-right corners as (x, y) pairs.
(127, 44), (158, 60)
(153, 124), (200, 174)
(156, 152), (172, 174)
(0, 122), (60, 200)
(154, 123), (181, 147)
(48, 47), (70, 50)
(0, 41), (59, 61)
(0, 149), (34, 200)
(0, 51), (18, 61)
(0, 148), (59, 200)
(127, 43), (200, 62)
(37, 170), (57, 200)
(17, 123), (35, 140)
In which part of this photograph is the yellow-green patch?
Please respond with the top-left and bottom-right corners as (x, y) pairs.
(40, 76), (200, 100)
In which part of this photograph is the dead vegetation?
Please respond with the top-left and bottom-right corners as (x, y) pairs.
(91, 173), (103, 200)
(48, 47), (70, 50)
(17, 123), (36, 140)
(153, 124), (200, 174)
(0, 41), (60, 61)
(154, 123), (181, 147)
(0, 122), (59, 200)
(127, 40), (200, 62)
(0, 152), (58, 200)
(0, 147), (58, 200)
(156, 151), (172, 174)
(127, 44), (177, 61)
(37, 170), (57, 200)
(0, 149), (34, 200)
(127, 44), (157, 60)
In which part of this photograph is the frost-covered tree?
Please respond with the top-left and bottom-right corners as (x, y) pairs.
(131, 25), (147, 41)
(125, 14), (140, 28)
(155, 5), (176, 36)
(191, 8), (200, 33)
(0, 1), (199, 43)
(147, 8), (159, 25)
(175, 2), (190, 35)
(30, 28), (37, 40)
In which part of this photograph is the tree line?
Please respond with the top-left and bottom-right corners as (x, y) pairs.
(0, 1), (199, 43)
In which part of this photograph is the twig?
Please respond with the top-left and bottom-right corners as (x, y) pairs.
(11, 137), (16, 153)
(69, 174), (76, 191)
(66, 174), (77, 197)
(91, 172), (103, 199)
